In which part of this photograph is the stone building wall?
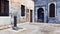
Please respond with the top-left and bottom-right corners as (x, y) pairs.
(34, 0), (60, 24)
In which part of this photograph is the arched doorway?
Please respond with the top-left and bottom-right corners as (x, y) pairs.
(37, 8), (44, 22)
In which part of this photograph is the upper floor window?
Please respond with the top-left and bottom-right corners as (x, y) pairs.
(21, 5), (25, 16)
(49, 3), (55, 17)
(0, 0), (9, 16)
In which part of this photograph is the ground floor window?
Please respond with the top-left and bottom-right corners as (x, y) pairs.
(21, 5), (25, 16)
(49, 3), (55, 17)
(0, 0), (9, 16)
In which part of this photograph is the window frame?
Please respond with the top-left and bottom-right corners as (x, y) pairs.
(0, 0), (9, 16)
(48, 2), (56, 18)
(21, 5), (25, 17)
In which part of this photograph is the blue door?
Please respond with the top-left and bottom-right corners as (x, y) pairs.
(37, 8), (44, 22)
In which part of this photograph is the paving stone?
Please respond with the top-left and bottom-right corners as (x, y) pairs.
(0, 23), (60, 34)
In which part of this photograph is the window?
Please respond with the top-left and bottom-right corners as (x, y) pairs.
(26, 9), (29, 13)
(21, 5), (25, 16)
(49, 3), (55, 17)
(0, 0), (9, 16)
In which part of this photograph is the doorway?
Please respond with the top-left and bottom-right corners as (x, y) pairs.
(30, 10), (33, 22)
(37, 8), (44, 22)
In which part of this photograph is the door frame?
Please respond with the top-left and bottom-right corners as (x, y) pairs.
(36, 7), (45, 22)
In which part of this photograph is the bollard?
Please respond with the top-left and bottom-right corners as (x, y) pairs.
(12, 16), (17, 30)
(14, 16), (17, 27)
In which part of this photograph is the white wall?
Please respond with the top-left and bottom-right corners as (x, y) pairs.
(0, 17), (11, 26)
(0, 0), (34, 26)
(0, 0), (11, 26)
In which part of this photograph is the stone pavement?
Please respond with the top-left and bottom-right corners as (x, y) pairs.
(0, 23), (60, 34)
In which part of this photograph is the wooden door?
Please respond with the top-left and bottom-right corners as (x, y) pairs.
(30, 10), (32, 22)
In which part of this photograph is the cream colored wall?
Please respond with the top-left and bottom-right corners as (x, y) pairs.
(9, 0), (34, 23)
(9, 0), (21, 23)
(20, 0), (34, 22)
(0, 0), (34, 26)
(20, 0), (34, 9)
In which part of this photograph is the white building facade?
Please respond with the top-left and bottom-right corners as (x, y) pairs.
(0, 0), (34, 26)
